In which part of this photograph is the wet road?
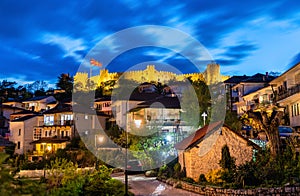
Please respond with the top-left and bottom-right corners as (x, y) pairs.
(112, 173), (202, 196)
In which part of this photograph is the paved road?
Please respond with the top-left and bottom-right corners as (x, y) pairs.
(112, 173), (202, 196)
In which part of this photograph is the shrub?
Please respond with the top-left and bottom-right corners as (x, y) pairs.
(182, 177), (195, 184)
(205, 169), (223, 185)
(173, 163), (181, 179)
(198, 174), (207, 183)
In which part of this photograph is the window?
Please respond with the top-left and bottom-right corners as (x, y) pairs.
(61, 114), (73, 125)
(61, 131), (64, 137)
(45, 131), (48, 137)
(17, 142), (20, 149)
(18, 129), (21, 136)
(33, 129), (42, 140)
(44, 115), (54, 125)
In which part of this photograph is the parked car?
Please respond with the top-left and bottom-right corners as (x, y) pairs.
(278, 126), (298, 138)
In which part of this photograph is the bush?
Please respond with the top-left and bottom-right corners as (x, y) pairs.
(173, 163), (181, 179)
(181, 177), (195, 184)
(198, 174), (207, 183)
(205, 169), (223, 185)
(158, 165), (172, 179)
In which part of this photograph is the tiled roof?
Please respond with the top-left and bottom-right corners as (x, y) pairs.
(95, 96), (112, 102)
(43, 103), (72, 114)
(0, 104), (26, 111)
(137, 96), (181, 109)
(128, 90), (161, 101)
(11, 110), (38, 115)
(242, 73), (275, 83)
(175, 121), (223, 150)
(224, 73), (276, 84)
(24, 96), (50, 102)
(224, 75), (250, 84)
(11, 115), (39, 122)
(175, 121), (260, 150)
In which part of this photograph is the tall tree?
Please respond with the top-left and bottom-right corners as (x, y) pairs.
(56, 73), (73, 95)
(242, 110), (284, 158)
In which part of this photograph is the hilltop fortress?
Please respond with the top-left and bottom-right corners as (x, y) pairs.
(74, 63), (229, 89)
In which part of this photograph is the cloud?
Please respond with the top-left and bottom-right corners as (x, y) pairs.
(41, 33), (87, 62)
(1, 0), (300, 85)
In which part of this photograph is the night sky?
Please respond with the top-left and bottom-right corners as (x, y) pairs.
(1, 0), (300, 87)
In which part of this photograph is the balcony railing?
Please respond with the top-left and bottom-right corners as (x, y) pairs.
(277, 84), (300, 101)
(39, 120), (74, 126)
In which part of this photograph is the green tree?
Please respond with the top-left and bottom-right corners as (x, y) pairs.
(219, 145), (236, 183)
(56, 73), (73, 95)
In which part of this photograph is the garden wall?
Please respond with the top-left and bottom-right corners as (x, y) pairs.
(158, 177), (300, 195)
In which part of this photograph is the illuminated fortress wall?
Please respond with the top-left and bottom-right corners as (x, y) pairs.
(74, 63), (229, 89)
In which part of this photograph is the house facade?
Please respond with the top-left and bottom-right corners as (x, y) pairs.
(235, 85), (274, 115)
(270, 62), (300, 131)
(175, 122), (259, 181)
(31, 104), (75, 157)
(9, 115), (42, 154)
(22, 95), (56, 112)
(227, 73), (275, 116)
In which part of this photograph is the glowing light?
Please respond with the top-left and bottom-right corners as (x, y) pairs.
(166, 135), (172, 142)
(134, 120), (142, 128)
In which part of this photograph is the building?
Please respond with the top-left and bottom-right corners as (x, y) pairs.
(94, 97), (112, 115)
(9, 115), (42, 154)
(270, 62), (300, 131)
(228, 73), (275, 116)
(0, 104), (28, 138)
(224, 75), (250, 111)
(175, 121), (259, 181)
(235, 85), (274, 115)
(128, 96), (192, 136)
(30, 103), (75, 158)
(22, 95), (57, 112)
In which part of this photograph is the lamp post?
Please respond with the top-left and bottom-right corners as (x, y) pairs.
(124, 128), (129, 196)
(95, 134), (105, 170)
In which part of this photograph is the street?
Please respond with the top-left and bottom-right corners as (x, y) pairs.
(112, 173), (202, 196)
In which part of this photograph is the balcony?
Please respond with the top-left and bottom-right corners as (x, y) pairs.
(277, 84), (300, 101)
(39, 120), (74, 126)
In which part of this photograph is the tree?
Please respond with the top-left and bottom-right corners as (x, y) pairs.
(26, 80), (48, 94)
(219, 145), (236, 183)
(242, 110), (284, 158)
(56, 73), (73, 95)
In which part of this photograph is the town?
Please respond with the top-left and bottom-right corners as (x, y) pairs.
(0, 61), (299, 195)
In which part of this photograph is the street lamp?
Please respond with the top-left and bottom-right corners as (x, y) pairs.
(124, 128), (129, 196)
(95, 134), (105, 148)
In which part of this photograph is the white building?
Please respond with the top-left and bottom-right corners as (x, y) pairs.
(9, 115), (42, 154)
(270, 62), (300, 131)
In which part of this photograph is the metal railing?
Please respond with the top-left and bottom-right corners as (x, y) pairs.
(277, 84), (300, 101)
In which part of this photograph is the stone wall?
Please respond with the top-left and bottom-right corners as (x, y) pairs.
(17, 167), (95, 178)
(159, 177), (300, 195)
(179, 126), (254, 181)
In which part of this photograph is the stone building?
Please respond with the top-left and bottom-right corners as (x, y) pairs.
(175, 121), (259, 181)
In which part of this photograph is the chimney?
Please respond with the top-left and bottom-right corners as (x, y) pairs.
(266, 72), (269, 78)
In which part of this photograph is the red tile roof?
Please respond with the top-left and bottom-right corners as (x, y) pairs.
(175, 121), (223, 150)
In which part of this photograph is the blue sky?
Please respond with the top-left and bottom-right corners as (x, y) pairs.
(1, 0), (300, 87)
